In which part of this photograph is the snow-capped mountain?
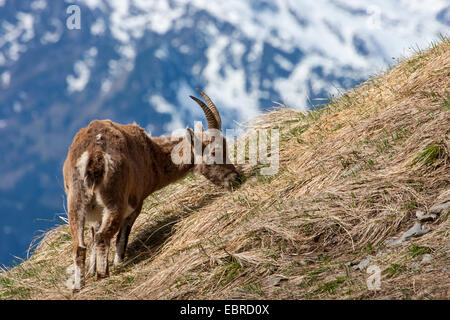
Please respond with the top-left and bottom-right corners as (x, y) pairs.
(0, 0), (448, 266)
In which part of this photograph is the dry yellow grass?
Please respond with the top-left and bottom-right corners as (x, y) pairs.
(1, 37), (449, 300)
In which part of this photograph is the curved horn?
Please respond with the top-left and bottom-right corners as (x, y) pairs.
(189, 95), (219, 130)
(195, 89), (222, 131)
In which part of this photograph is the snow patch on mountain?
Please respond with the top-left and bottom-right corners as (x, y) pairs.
(74, 0), (448, 112)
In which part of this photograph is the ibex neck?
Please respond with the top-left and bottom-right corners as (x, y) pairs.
(149, 135), (194, 192)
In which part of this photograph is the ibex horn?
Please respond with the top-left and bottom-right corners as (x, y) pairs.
(189, 89), (222, 131)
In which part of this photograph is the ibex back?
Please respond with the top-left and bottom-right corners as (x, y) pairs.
(63, 90), (240, 292)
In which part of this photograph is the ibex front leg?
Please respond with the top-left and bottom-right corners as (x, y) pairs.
(114, 202), (143, 266)
(94, 207), (123, 279)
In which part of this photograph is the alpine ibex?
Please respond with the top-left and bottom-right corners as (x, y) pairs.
(63, 90), (240, 291)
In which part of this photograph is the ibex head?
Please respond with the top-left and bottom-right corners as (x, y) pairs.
(189, 89), (241, 190)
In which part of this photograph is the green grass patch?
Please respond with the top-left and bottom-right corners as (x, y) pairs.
(308, 266), (329, 277)
(408, 244), (431, 258)
(427, 89), (450, 111)
(219, 256), (243, 286)
(384, 263), (405, 277)
(0, 276), (32, 299)
(412, 144), (447, 166)
(315, 276), (346, 295)
(237, 282), (265, 297)
(402, 200), (418, 212)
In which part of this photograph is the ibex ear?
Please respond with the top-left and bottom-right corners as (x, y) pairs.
(186, 127), (194, 143)
(187, 127), (202, 154)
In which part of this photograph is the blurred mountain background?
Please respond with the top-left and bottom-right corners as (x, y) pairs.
(0, 0), (448, 267)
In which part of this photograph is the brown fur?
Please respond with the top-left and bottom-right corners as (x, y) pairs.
(63, 101), (240, 292)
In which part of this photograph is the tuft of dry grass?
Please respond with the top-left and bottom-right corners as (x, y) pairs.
(1, 38), (449, 300)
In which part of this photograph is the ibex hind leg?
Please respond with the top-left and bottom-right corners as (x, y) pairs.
(67, 194), (87, 292)
(88, 221), (100, 277)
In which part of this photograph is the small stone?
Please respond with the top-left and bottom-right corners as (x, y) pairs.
(264, 275), (288, 287)
(402, 222), (431, 241)
(290, 275), (305, 285)
(421, 254), (432, 264)
(418, 214), (437, 222)
(294, 259), (309, 266)
(415, 210), (425, 219)
(429, 201), (450, 215)
(386, 221), (432, 247)
(410, 262), (421, 270)
(386, 237), (403, 247)
(353, 257), (371, 271)
(416, 211), (437, 222)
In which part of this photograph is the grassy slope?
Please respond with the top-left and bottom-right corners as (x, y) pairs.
(1, 38), (449, 300)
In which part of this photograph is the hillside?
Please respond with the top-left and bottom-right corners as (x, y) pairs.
(1, 1), (449, 266)
(0, 38), (449, 300)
